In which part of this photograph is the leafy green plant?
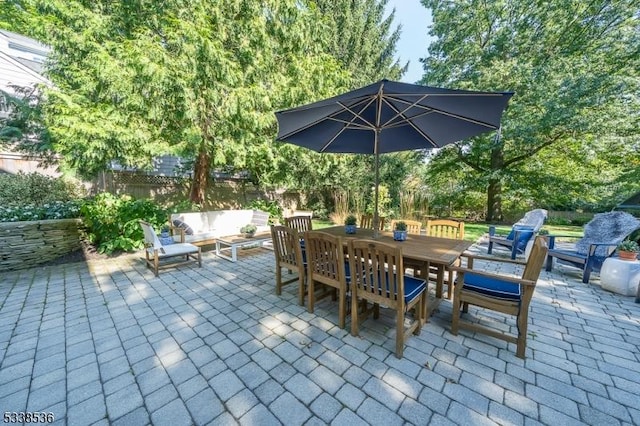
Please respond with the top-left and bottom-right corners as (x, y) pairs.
(0, 172), (86, 207)
(344, 214), (357, 226)
(240, 224), (257, 234)
(81, 193), (167, 254)
(246, 199), (282, 224)
(0, 201), (83, 222)
(394, 221), (407, 231)
(617, 240), (639, 253)
(167, 199), (202, 213)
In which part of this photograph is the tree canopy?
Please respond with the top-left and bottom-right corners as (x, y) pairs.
(420, 0), (640, 220)
(2, 0), (411, 209)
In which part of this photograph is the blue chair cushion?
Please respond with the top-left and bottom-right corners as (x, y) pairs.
(506, 225), (535, 251)
(463, 272), (521, 301)
(547, 248), (587, 262)
(403, 276), (427, 304)
(367, 273), (426, 305)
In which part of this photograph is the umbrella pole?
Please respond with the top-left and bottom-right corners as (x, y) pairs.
(373, 133), (380, 239)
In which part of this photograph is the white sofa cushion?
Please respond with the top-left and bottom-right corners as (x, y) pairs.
(170, 209), (271, 242)
(171, 212), (209, 234)
(207, 210), (254, 236)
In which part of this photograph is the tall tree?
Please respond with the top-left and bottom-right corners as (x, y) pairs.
(421, 0), (640, 220)
(11, 0), (348, 203)
(275, 0), (414, 213)
(311, 0), (407, 84)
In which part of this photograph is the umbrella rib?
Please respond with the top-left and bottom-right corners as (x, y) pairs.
(382, 94), (500, 129)
(380, 97), (440, 148)
(319, 97), (377, 152)
(276, 97), (373, 140)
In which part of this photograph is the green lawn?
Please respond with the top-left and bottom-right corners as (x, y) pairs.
(464, 223), (583, 243)
(313, 219), (584, 243)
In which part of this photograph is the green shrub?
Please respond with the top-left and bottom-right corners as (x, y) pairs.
(81, 193), (167, 254)
(167, 199), (202, 213)
(0, 200), (83, 222)
(0, 172), (85, 206)
(545, 216), (572, 226)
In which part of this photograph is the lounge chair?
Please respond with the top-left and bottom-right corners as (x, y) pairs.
(487, 209), (548, 259)
(139, 220), (201, 276)
(545, 211), (640, 283)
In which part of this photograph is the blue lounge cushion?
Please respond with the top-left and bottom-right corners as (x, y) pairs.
(172, 219), (194, 235)
(463, 272), (521, 301)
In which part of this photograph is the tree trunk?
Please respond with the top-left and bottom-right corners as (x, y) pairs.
(486, 146), (504, 222)
(487, 178), (503, 222)
(190, 141), (210, 205)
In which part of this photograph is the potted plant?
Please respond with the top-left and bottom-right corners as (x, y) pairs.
(617, 240), (639, 261)
(344, 214), (357, 234)
(240, 224), (257, 238)
(158, 225), (174, 245)
(393, 221), (408, 241)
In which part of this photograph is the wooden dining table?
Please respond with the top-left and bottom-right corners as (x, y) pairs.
(317, 226), (473, 320)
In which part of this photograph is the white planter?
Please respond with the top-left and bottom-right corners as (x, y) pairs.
(600, 257), (640, 296)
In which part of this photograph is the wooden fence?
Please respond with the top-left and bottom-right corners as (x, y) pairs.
(95, 171), (304, 210)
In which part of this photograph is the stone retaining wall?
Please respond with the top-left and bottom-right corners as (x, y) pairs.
(0, 219), (82, 271)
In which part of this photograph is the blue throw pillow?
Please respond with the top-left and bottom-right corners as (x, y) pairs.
(506, 225), (534, 240)
(159, 235), (175, 245)
(506, 225), (535, 251)
(172, 219), (194, 235)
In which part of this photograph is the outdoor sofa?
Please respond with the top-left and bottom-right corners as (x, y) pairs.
(170, 209), (270, 246)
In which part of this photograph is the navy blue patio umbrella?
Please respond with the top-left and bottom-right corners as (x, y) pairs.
(275, 79), (514, 236)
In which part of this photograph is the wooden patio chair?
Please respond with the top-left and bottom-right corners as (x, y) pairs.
(359, 214), (385, 231)
(390, 219), (422, 235)
(450, 236), (549, 358)
(425, 219), (466, 299)
(139, 220), (201, 277)
(390, 219), (424, 275)
(348, 239), (426, 358)
(304, 231), (350, 328)
(284, 215), (313, 233)
(426, 219), (465, 240)
(270, 225), (306, 306)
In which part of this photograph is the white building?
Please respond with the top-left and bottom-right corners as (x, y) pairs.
(0, 29), (50, 117)
(0, 29), (55, 175)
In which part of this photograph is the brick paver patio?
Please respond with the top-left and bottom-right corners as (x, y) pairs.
(0, 240), (639, 425)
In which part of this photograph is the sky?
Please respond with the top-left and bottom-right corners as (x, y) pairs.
(384, 0), (433, 83)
